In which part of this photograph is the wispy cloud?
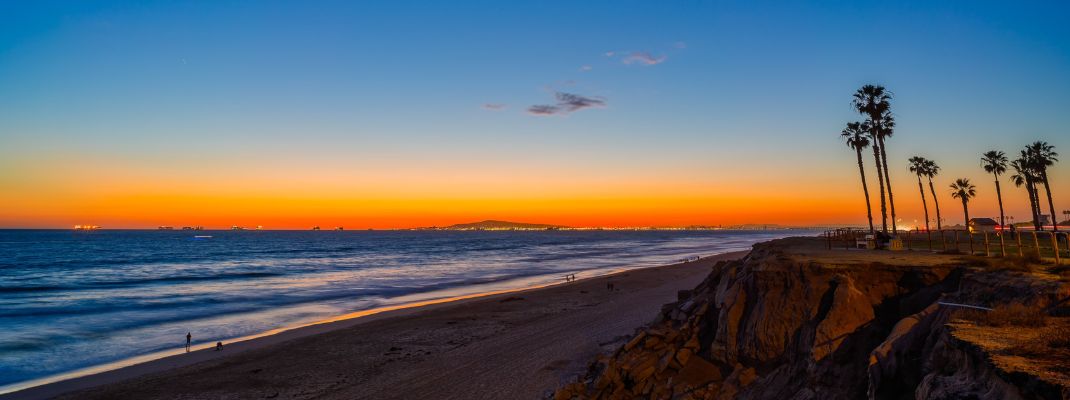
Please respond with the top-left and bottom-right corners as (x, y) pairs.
(527, 105), (560, 115)
(555, 92), (605, 112)
(528, 92), (606, 116)
(673, 41), (687, 49)
(622, 52), (666, 66)
(481, 103), (506, 111)
(579, 65), (592, 72)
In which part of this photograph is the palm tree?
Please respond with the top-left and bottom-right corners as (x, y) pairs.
(843, 122), (875, 233)
(981, 151), (1008, 229)
(908, 156), (931, 231)
(1013, 152), (1043, 230)
(1025, 141), (1059, 232)
(923, 159), (943, 230)
(950, 178), (977, 228)
(853, 85), (897, 233)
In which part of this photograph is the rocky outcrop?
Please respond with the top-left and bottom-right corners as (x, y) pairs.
(554, 238), (1070, 400)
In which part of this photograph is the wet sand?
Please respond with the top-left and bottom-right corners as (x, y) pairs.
(6, 251), (745, 400)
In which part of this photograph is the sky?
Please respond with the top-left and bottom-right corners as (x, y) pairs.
(1, 1), (1068, 229)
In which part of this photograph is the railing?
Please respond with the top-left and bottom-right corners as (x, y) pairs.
(823, 228), (873, 250)
(823, 228), (1069, 264)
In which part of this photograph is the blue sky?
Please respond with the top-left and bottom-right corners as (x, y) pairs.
(1, 1), (1068, 227)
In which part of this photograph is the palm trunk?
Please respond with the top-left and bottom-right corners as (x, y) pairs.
(1040, 170), (1058, 232)
(962, 199), (970, 228)
(928, 177), (942, 230)
(1026, 178), (1041, 230)
(871, 138), (888, 233)
(917, 175), (930, 231)
(878, 136), (897, 233)
(993, 175), (1005, 230)
(856, 149), (875, 233)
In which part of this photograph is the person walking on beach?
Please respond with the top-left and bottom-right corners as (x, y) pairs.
(186, 332), (192, 353)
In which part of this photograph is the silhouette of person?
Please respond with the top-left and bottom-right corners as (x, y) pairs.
(215, 341), (223, 351)
(186, 332), (192, 353)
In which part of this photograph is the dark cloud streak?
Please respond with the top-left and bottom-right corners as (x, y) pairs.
(527, 92), (606, 116)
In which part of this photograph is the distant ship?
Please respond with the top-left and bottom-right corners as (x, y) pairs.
(73, 225), (101, 231)
(181, 226), (205, 231)
(334, 226), (344, 231)
(157, 226), (174, 230)
(231, 226), (245, 231)
(312, 226), (321, 230)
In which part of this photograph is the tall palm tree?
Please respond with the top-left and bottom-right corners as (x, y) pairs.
(950, 178), (977, 228)
(981, 151), (1008, 229)
(843, 122), (875, 233)
(1026, 141), (1059, 232)
(853, 85), (897, 233)
(923, 159), (943, 230)
(908, 156), (931, 231)
(1014, 152), (1043, 230)
(862, 120), (887, 232)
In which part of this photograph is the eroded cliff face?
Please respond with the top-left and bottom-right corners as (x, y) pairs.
(554, 238), (1070, 400)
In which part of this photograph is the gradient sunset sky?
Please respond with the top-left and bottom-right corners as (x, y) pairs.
(1, 1), (1068, 229)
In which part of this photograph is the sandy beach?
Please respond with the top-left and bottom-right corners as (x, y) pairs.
(5, 251), (745, 400)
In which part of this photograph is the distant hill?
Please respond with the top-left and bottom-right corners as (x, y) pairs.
(445, 220), (565, 230)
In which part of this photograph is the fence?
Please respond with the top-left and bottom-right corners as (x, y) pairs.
(823, 228), (1069, 264)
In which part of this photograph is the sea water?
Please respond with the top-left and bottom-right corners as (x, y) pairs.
(0, 229), (812, 389)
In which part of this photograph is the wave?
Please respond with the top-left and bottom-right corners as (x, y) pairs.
(0, 271), (286, 295)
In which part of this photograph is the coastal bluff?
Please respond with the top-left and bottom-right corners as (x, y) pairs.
(554, 237), (1070, 400)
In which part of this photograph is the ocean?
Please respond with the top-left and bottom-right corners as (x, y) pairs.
(0, 229), (812, 390)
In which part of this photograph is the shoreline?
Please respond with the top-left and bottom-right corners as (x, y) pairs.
(2, 250), (748, 400)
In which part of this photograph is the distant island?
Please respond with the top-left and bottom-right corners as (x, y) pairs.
(410, 220), (825, 231)
(433, 220), (566, 231)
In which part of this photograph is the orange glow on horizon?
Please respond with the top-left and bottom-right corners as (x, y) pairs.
(8, 147), (1059, 229)
(0, 151), (867, 229)
(0, 192), (858, 229)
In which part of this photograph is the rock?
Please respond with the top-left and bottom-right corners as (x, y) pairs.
(674, 348), (692, 366)
(552, 237), (1067, 400)
(624, 332), (646, 351)
(674, 356), (721, 390)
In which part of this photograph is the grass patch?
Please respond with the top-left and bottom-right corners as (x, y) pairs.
(967, 253), (1046, 273)
(977, 303), (1048, 327)
(1004, 324), (1070, 357)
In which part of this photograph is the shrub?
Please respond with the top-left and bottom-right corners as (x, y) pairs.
(978, 303), (1048, 327)
(958, 257), (991, 268)
(1004, 323), (1070, 357)
(1022, 251), (1042, 264)
(987, 253), (1044, 272)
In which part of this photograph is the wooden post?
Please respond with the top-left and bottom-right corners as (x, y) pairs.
(984, 231), (990, 257)
(1053, 232), (1061, 265)
(1016, 231), (1023, 257)
(969, 231), (975, 255)
(1032, 231), (1041, 258)
(941, 230), (947, 251)
(907, 230), (912, 250)
(927, 229), (933, 251)
(1064, 233), (1069, 261)
(953, 230), (959, 252)
(998, 230), (1006, 257)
